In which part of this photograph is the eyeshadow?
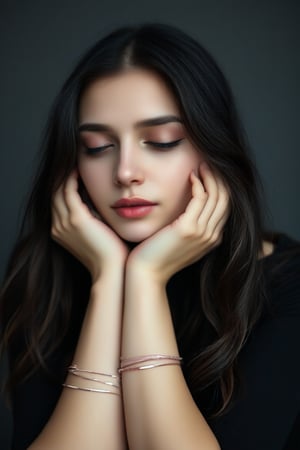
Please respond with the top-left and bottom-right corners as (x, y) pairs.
(142, 122), (185, 141)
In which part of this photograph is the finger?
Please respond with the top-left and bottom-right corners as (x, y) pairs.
(52, 171), (79, 232)
(52, 182), (69, 212)
(181, 171), (208, 223)
(196, 162), (219, 226)
(51, 184), (70, 229)
(207, 212), (229, 248)
(63, 170), (88, 215)
(206, 178), (230, 235)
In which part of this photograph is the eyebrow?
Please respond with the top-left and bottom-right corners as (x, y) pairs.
(78, 115), (183, 133)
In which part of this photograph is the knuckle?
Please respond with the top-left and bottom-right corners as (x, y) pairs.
(211, 231), (221, 244)
(209, 230), (223, 248)
(203, 227), (217, 243)
(60, 218), (70, 230)
(51, 225), (58, 237)
(69, 213), (81, 228)
(179, 223), (197, 239)
(195, 223), (206, 238)
(198, 229), (206, 240)
(51, 224), (62, 239)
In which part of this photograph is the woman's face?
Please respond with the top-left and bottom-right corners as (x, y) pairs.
(77, 68), (203, 242)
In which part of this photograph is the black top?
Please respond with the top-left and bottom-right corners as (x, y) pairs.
(9, 234), (300, 449)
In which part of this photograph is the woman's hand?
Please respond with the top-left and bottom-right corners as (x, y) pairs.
(51, 170), (129, 282)
(126, 162), (230, 285)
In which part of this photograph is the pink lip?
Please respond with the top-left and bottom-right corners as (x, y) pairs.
(112, 198), (157, 219)
(112, 197), (156, 208)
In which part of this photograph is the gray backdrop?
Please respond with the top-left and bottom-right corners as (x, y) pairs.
(0, 0), (299, 447)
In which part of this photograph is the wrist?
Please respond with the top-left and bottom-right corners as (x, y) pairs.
(126, 253), (174, 287)
(89, 253), (127, 285)
(125, 262), (168, 292)
(91, 264), (125, 292)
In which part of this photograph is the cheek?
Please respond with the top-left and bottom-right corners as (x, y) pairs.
(161, 171), (190, 216)
(163, 158), (197, 193)
(77, 161), (108, 199)
(162, 154), (201, 209)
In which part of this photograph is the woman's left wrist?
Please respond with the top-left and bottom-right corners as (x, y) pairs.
(125, 260), (168, 289)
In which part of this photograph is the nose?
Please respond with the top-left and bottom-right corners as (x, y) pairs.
(113, 142), (145, 187)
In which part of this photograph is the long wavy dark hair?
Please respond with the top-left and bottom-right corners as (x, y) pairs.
(0, 23), (265, 417)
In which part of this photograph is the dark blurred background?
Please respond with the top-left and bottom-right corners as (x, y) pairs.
(0, 0), (299, 447)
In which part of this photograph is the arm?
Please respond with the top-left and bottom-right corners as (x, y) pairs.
(122, 274), (220, 450)
(121, 164), (228, 450)
(27, 171), (128, 450)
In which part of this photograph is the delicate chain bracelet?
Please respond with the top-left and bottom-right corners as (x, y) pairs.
(119, 354), (182, 374)
(62, 364), (120, 395)
(68, 364), (120, 388)
(62, 383), (121, 394)
(62, 356), (183, 391)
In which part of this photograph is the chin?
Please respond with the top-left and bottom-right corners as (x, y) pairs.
(113, 224), (161, 244)
(116, 231), (151, 243)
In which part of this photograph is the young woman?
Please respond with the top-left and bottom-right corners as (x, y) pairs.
(1, 23), (299, 450)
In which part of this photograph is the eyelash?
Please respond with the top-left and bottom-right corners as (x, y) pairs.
(145, 138), (183, 149)
(83, 139), (183, 155)
(83, 144), (113, 155)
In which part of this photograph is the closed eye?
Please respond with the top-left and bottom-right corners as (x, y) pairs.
(83, 144), (114, 155)
(145, 138), (184, 149)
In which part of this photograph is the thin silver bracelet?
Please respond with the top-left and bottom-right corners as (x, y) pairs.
(68, 364), (119, 379)
(119, 361), (181, 373)
(68, 365), (120, 388)
(62, 383), (120, 395)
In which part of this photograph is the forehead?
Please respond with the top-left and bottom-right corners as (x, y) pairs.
(78, 68), (180, 124)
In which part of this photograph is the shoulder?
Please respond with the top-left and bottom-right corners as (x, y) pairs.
(262, 233), (300, 317)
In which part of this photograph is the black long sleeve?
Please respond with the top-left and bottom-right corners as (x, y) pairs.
(209, 234), (300, 449)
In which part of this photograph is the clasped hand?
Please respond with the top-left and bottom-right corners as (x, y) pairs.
(51, 163), (229, 286)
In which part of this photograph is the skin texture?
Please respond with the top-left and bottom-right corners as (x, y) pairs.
(31, 68), (231, 449)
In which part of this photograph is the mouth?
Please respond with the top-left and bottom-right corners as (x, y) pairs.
(112, 198), (157, 219)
